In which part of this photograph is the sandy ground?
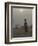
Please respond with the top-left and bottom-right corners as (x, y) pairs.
(11, 26), (32, 38)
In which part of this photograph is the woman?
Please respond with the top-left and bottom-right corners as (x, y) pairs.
(24, 19), (28, 32)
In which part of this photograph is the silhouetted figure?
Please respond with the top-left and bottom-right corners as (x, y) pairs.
(24, 19), (28, 32)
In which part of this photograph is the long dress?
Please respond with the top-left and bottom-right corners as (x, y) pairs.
(24, 21), (27, 32)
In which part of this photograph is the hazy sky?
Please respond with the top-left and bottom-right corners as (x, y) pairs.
(11, 8), (32, 28)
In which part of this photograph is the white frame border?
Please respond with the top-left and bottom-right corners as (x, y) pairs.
(9, 4), (36, 42)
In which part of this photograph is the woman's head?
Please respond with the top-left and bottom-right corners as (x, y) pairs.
(24, 19), (26, 21)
